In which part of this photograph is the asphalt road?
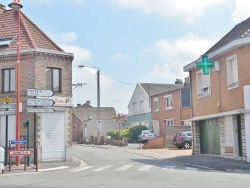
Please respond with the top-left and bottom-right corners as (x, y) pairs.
(0, 145), (250, 188)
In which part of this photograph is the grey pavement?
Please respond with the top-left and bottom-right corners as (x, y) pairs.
(87, 143), (250, 173)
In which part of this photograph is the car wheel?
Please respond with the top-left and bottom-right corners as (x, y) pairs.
(183, 142), (191, 149)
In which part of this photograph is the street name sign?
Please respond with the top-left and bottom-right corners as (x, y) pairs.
(27, 89), (55, 97)
(27, 108), (55, 113)
(0, 103), (16, 109)
(0, 111), (16, 116)
(8, 150), (32, 156)
(27, 98), (55, 106)
(9, 140), (27, 144)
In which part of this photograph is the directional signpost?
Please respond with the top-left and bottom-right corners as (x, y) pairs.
(27, 98), (55, 106)
(27, 108), (55, 113)
(9, 150), (32, 156)
(27, 89), (55, 97)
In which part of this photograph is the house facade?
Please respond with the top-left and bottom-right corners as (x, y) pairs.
(0, 5), (73, 162)
(184, 17), (250, 161)
(72, 102), (120, 143)
(151, 81), (191, 145)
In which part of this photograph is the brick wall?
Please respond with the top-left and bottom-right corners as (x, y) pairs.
(142, 136), (165, 149)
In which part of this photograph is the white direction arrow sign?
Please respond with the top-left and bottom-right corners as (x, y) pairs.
(27, 108), (55, 113)
(27, 89), (55, 97)
(27, 98), (55, 106)
(0, 111), (16, 116)
(0, 104), (16, 109)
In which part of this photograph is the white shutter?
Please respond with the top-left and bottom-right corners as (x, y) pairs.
(42, 112), (66, 161)
(0, 115), (15, 147)
(201, 74), (210, 89)
(232, 59), (238, 83)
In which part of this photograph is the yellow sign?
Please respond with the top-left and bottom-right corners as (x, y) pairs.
(1, 98), (12, 103)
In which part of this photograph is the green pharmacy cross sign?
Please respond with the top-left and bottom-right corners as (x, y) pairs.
(196, 55), (214, 75)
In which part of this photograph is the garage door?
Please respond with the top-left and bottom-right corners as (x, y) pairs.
(42, 112), (66, 161)
(200, 119), (220, 155)
(0, 115), (15, 147)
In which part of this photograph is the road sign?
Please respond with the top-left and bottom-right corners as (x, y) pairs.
(27, 89), (55, 97)
(0, 111), (15, 116)
(27, 98), (55, 106)
(1, 97), (12, 103)
(0, 104), (16, 109)
(27, 108), (55, 113)
(9, 140), (27, 144)
(8, 150), (31, 156)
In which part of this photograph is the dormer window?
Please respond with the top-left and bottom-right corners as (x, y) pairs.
(0, 37), (13, 49)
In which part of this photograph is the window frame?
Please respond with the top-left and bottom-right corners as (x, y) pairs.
(196, 70), (211, 98)
(227, 54), (239, 90)
(154, 98), (159, 112)
(46, 67), (61, 92)
(165, 118), (174, 126)
(2, 68), (15, 93)
(164, 95), (173, 110)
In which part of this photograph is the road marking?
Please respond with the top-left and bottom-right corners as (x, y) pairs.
(186, 167), (198, 171)
(138, 165), (153, 171)
(39, 166), (69, 172)
(92, 165), (113, 172)
(115, 165), (133, 171)
(162, 166), (176, 170)
(69, 166), (94, 172)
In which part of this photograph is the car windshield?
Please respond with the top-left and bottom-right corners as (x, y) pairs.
(142, 130), (153, 134)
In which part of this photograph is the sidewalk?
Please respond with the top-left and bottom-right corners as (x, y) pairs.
(91, 144), (250, 173)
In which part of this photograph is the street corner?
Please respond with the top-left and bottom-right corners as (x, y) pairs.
(145, 147), (193, 158)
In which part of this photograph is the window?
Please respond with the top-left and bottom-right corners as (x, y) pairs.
(0, 37), (13, 50)
(227, 55), (238, 89)
(46, 68), (61, 92)
(196, 70), (211, 97)
(2, 69), (15, 92)
(154, 98), (159, 111)
(164, 95), (173, 109)
(165, 119), (174, 126)
(140, 101), (144, 112)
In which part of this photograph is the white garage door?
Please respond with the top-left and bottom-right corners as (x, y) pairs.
(42, 112), (66, 161)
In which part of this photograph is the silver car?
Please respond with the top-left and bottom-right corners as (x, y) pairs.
(138, 130), (156, 143)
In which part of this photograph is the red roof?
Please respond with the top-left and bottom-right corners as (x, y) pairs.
(0, 9), (63, 52)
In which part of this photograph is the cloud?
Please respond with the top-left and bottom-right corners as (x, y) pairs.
(111, 53), (127, 60)
(148, 33), (214, 81)
(112, 0), (229, 24)
(59, 43), (92, 65)
(60, 32), (78, 44)
(29, 0), (84, 6)
(232, 0), (250, 24)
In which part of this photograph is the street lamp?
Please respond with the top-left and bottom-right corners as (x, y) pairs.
(9, 0), (23, 166)
(78, 65), (101, 144)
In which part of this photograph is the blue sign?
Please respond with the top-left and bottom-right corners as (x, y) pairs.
(9, 140), (27, 144)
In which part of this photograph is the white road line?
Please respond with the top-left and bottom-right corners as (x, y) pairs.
(92, 165), (114, 172)
(186, 167), (198, 171)
(114, 165), (133, 171)
(69, 166), (94, 172)
(162, 166), (176, 170)
(138, 165), (153, 171)
(39, 166), (69, 172)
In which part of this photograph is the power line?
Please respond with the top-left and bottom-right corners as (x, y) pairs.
(100, 72), (136, 85)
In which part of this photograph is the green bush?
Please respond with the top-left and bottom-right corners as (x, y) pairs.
(121, 129), (132, 140)
(106, 130), (119, 140)
(129, 125), (148, 143)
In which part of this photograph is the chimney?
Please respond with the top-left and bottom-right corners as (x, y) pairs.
(175, 79), (183, 84)
(184, 77), (190, 87)
(77, 104), (81, 107)
(86, 101), (90, 105)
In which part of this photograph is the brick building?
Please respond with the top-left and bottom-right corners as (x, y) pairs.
(184, 17), (250, 161)
(0, 4), (73, 162)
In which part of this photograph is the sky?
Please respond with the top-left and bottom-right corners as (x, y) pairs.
(1, 0), (250, 114)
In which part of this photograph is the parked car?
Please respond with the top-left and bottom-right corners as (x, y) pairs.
(173, 131), (192, 149)
(138, 130), (156, 143)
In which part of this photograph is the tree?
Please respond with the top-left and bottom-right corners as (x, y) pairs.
(129, 125), (148, 143)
